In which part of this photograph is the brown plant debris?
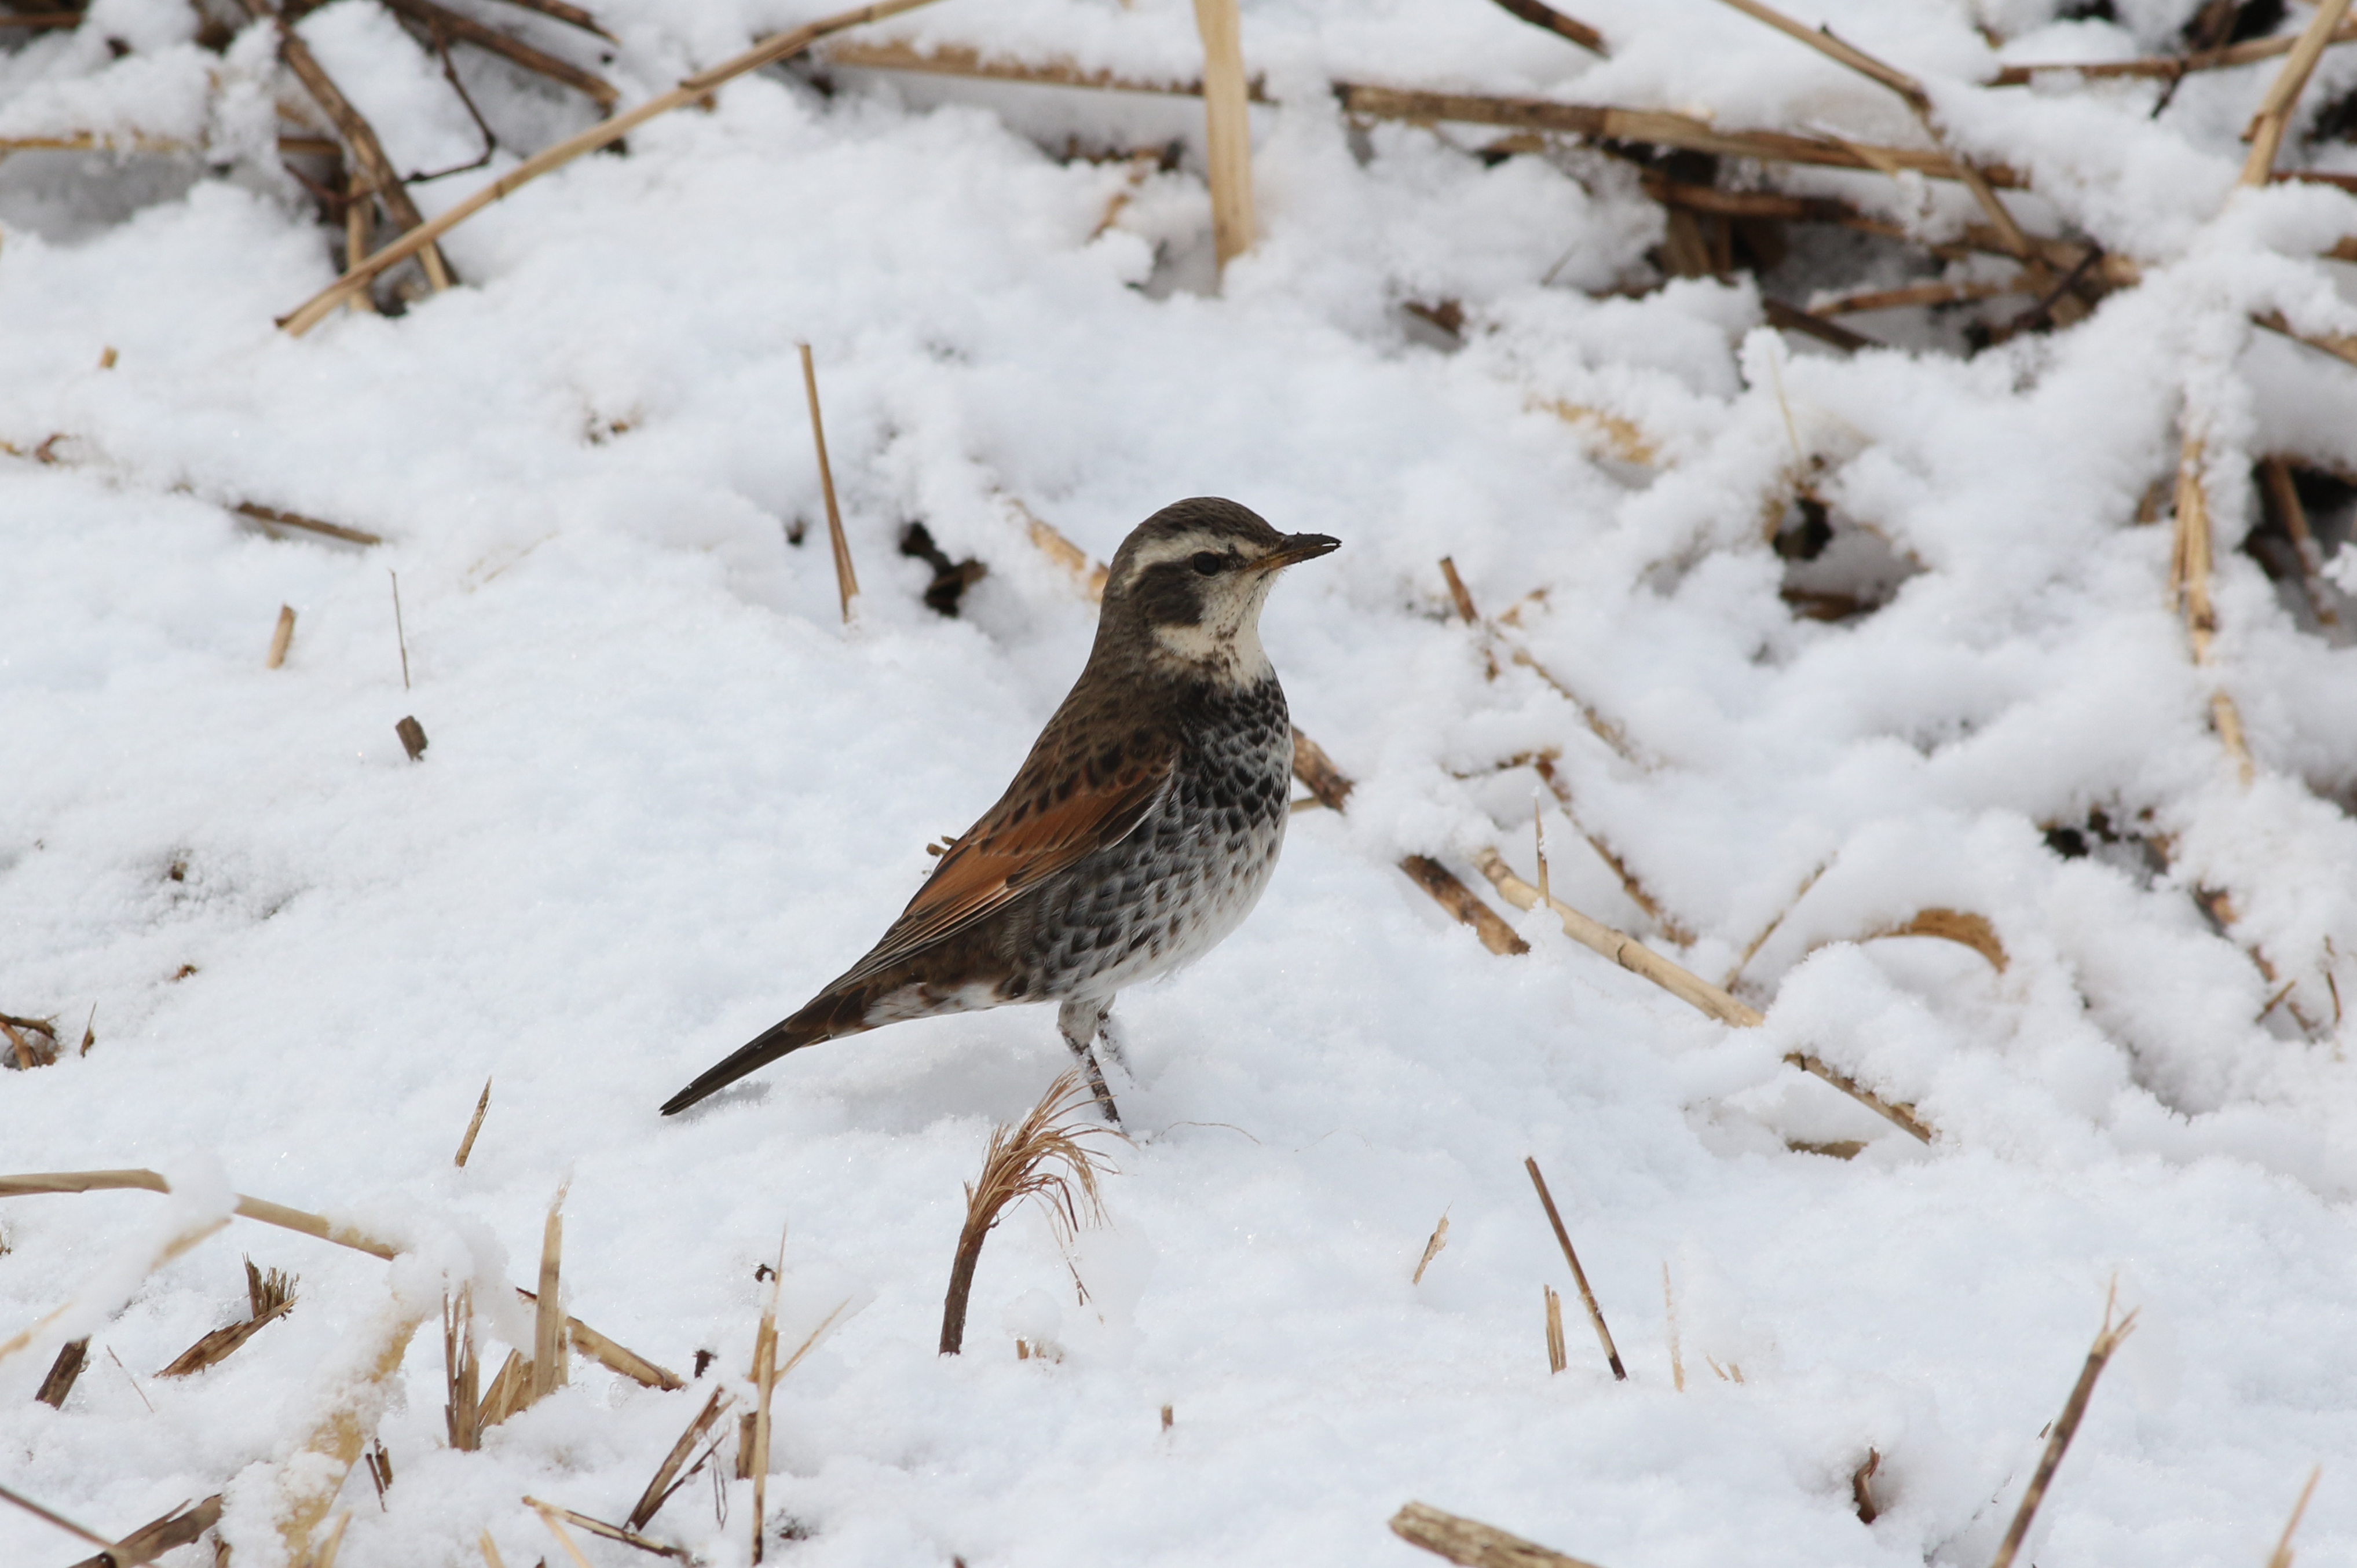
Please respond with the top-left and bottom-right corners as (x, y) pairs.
(1988, 1286), (2139, 1568)
(0, 1167), (684, 1389)
(0, 1012), (60, 1069)
(1661, 1265), (1684, 1391)
(2265, 1464), (2323, 1568)
(59, 1493), (223, 1568)
(455, 1076), (492, 1167)
(397, 716), (429, 761)
(235, 501), (383, 547)
(1389, 1500), (1608, 1568)
(1542, 1284), (1568, 1373)
(446, 1287), (484, 1450)
(530, 1188), (569, 1406)
(1484, 0), (1606, 57)
(244, 0), (456, 290)
(1524, 1157), (1626, 1379)
(1860, 908), (2008, 972)
(898, 522), (989, 616)
(266, 604), (297, 668)
(526, 1497), (690, 1562)
(2170, 435), (2256, 785)
(1851, 1448), (1880, 1525)
(940, 1069), (1120, 1355)
(798, 342), (861, 622)
(35, 1337), (89, 1408)
(379, 0), (618, 109)
(1412, 1213), (1450, 1284)
(1781, 1051), (1934, 1143)
(281, 0), (952, 331)
(158, 1257), (298, 1377)
(485, 0), (613, 41)
(627, 1384), (734, 1531)
(822, 36), (1268, 99)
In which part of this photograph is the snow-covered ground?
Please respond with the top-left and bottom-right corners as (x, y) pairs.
(7, 1), (2357, 1563)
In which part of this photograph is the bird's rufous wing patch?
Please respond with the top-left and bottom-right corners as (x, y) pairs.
(838, 736), (1177, 984)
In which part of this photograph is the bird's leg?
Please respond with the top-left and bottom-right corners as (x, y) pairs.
(1096, 1009), (1130, 1074)
(1056, 996), (1121, 1126)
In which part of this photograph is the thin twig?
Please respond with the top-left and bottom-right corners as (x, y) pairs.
(1523, 1157), (1624, 1380)
(455, 1076), (492, 1167)
(2170, 434), (2257, 785)
(1988, 1288), (2139, 1568)
(798, 343), (859, 621)
(1412, 1214), (1450, 1284)
(2265, 1466), (2323, 1568)
(1485, 0), (1605, 57)
(1193, 0), (1256, 273)
(390, 570), (411, 690)
(382, 0), (618, 108)
(1991, 22), (2357, 85)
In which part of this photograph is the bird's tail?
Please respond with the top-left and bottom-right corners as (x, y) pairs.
(659, 988), (872, 1116)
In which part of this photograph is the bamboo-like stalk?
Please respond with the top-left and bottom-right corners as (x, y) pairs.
(1192, 0), (1256, 273)
(824, 37), (1267, 101)
(1661, 1265), (1684, 1391)
(445, 1286), (482, 1450)
(798, 343), (860, 622)
(342, 162), (378, 317)
(1987, 1290), (2139, 1568)
(1474, 847), (1758, 1027)
(246, 0), (455, 290)
(1334, 83), (2025, 188)
(526, 1497), (690, 1562)
(277, 0), (949, 333)
(1524, 1157), (1624, 1380)
(529, 1499), (599, 1568)
(1389, 1501), (1606, 1568)
(530, 1189), (568, 1404)
(1990, 23), (2357, 86)
(2240, 0), (2355, 187)
(1542, 1284), (1567, 1373)
(276, 1302), (430, 1568)
(1473, 849), (1934, 1139)
(2169, 437), (2257, 786)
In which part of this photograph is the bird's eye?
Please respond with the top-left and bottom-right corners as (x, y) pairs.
(1192, 552), (1225, 576)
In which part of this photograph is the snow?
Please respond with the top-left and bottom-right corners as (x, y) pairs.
(5, 0), (2357, 1564)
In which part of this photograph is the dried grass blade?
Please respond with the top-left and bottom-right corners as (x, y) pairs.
(628, 1386), (734, 1530)
(1988, 1293), (2138, 1568)
(1524, 1157), (1624, 1380)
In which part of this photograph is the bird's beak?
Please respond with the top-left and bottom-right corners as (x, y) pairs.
(1249, 533), (1342, 573)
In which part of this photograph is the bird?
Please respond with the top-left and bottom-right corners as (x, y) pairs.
(662, 497), (1339, 1124)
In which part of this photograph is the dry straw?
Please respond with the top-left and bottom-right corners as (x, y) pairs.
(1987, 1286), (2139, 1568)
(1191, 0), (1255, 272)
(0, 1167), (683, 1387)
(266, 605), (297, 669)
(279, 0), (951, 333)
(454, 1076), (492, 1167)
(1523, 1157), (1624, 1380)
(1389, 1500), (1606, 1568)
(798, 343), (861, 622)
(939, 1069), (1121, 1355)
(1411, 1213), (1450, 1284)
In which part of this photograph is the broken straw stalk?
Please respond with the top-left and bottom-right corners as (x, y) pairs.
(0, 1167), (682, 1389)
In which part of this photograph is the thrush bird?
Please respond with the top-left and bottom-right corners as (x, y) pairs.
(662, 497), (1339, 1123)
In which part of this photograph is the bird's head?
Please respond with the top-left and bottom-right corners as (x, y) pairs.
(1098, 497), (1339, 685)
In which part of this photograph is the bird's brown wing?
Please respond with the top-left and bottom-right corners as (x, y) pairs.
(835, 728), (1179, 987)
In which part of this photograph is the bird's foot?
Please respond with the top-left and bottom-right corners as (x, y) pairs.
(1075, 1044), (1123, 1127)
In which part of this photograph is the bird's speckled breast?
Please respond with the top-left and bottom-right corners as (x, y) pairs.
(1009, 676), (1293, 1002)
